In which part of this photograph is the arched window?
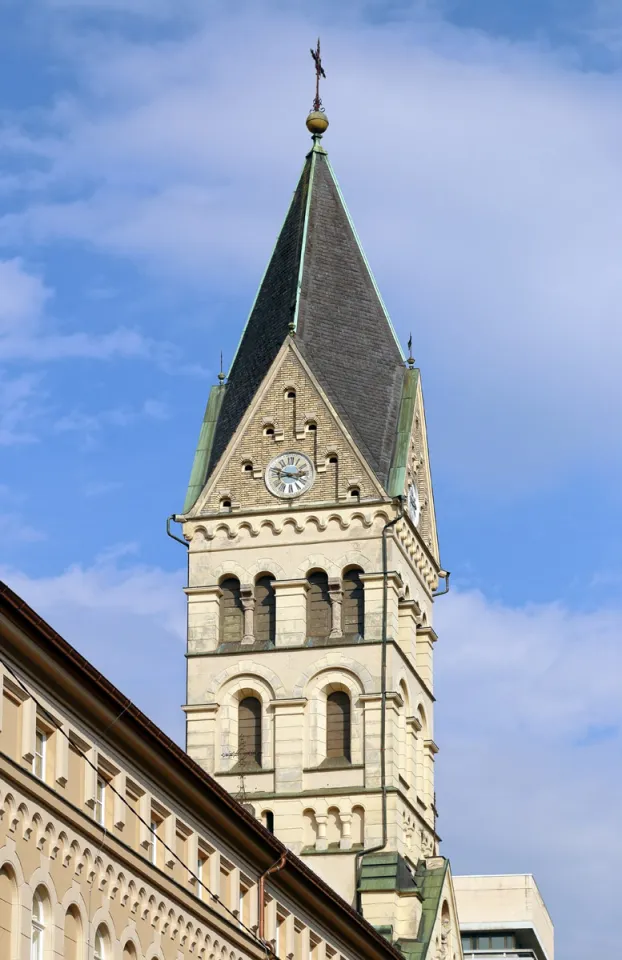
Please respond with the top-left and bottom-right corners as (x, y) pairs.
(123, 941), (137, 960)
(326, 691), (351, 763)
(262, 810), (274, 833)
(238, 697), (262, 768)
(220, 578), (243, 643)
(342, 568), (364, 636)
(254, 576), (276, 645)
(0, 864), (17, 958)
(94, 924), (108, 960)
(31, 888), (47, 960)
(351, 806), (365, 846)
(307, 571), (331, 639)
(63, 905), (82, 960)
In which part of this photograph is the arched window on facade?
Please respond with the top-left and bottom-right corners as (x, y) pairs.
(307, 571), (331, 639)
(63, 905), (82, 960)
(0, 864), (17, 957)
(31, 888), (47, 960)
(262, 810), (274, 833)
(342, 568), (364, 637)
(220, 577), (243, 643)
(238, 696), (262, 768)
(123, 943), (137, 960)
(254, 575), (276, 645)
(94, 924), (108, 960)
(326, 691), (351, 763)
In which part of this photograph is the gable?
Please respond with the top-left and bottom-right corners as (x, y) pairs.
(389, 370), (439, 562)
(190, 343), (386, 516)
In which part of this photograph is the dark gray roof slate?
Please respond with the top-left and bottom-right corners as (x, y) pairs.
(195, 139), (406, 499)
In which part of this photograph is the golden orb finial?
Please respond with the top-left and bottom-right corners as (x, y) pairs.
(306, 110), (329, 135)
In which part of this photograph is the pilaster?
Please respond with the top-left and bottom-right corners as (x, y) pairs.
(270, 698), (307, 794)
(359, 572), (402, 641)
(183, 702), (219, 772)
(273, 580), (308, 647)
(415, 626), (437, 691)
(185, 585), (223, 654)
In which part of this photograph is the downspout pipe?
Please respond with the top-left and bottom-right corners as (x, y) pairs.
(167, 514), (188, 548)
(433, 569), (450, 597)
(355, 497), (404, 912)
(258, 851), (288, 942)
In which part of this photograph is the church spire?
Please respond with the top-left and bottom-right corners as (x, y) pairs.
(184, 51), (407, 513)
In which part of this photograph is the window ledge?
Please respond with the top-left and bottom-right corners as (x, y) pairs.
(303, 763), (364, 772)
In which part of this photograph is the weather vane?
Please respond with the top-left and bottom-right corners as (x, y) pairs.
(310, 38), (326, 113)
(407, 334), (415, 368)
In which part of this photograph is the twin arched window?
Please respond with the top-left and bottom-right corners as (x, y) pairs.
(219, 576), (276, 645)
(307, 568), (364, 639)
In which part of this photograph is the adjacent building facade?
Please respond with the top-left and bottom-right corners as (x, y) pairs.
(454, 876), (554, 960)
(0, 580), (419, 960)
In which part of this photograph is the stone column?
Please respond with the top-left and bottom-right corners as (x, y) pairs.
(315, 815), (328, 851)
(273, 580), (309, 647)
(185, 584), (223, 654)
(270, 698), (307, 794)
(328, 577), (343, 639)
(240, 583), (255, 645)
(339, 813), (352, 850)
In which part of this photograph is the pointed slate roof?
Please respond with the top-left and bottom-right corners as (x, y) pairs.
(186, 136), (407, 510)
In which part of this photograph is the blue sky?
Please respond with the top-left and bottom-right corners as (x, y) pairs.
(1, 1), (621, 957)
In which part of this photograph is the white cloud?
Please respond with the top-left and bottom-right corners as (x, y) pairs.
(0, 554), (619, 958)
(0, 371), (42, 445)
(435, 588), (622, 959)
(3, 10), (622, 484)
(0, 514), (46, 543)
(0, 257), (180, 366)
(0, 556), (186, 742)
(54, 397), (171, 441)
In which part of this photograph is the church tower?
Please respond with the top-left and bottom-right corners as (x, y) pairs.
(176, 59), (460, 956)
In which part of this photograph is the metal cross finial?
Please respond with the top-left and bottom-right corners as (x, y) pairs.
(407, 334), (415, 367)
(310, 37), (326, 112)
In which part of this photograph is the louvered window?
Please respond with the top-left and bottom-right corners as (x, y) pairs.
(238, 697), (262, 768)
(326, 691), (351, 762)
(254, 576), (276, 644)
(342, 568), (364, 636)
(220, 578), (243, 643)
(307, 571), (331, 638)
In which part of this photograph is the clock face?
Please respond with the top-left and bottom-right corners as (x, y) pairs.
(265, 451), (315, 499)
(407, 482), (421, 526)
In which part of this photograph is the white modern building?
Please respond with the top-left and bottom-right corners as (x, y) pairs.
(454, 875), (554, 960)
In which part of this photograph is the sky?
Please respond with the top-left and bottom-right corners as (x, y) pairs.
(1, 0), (621, 956)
